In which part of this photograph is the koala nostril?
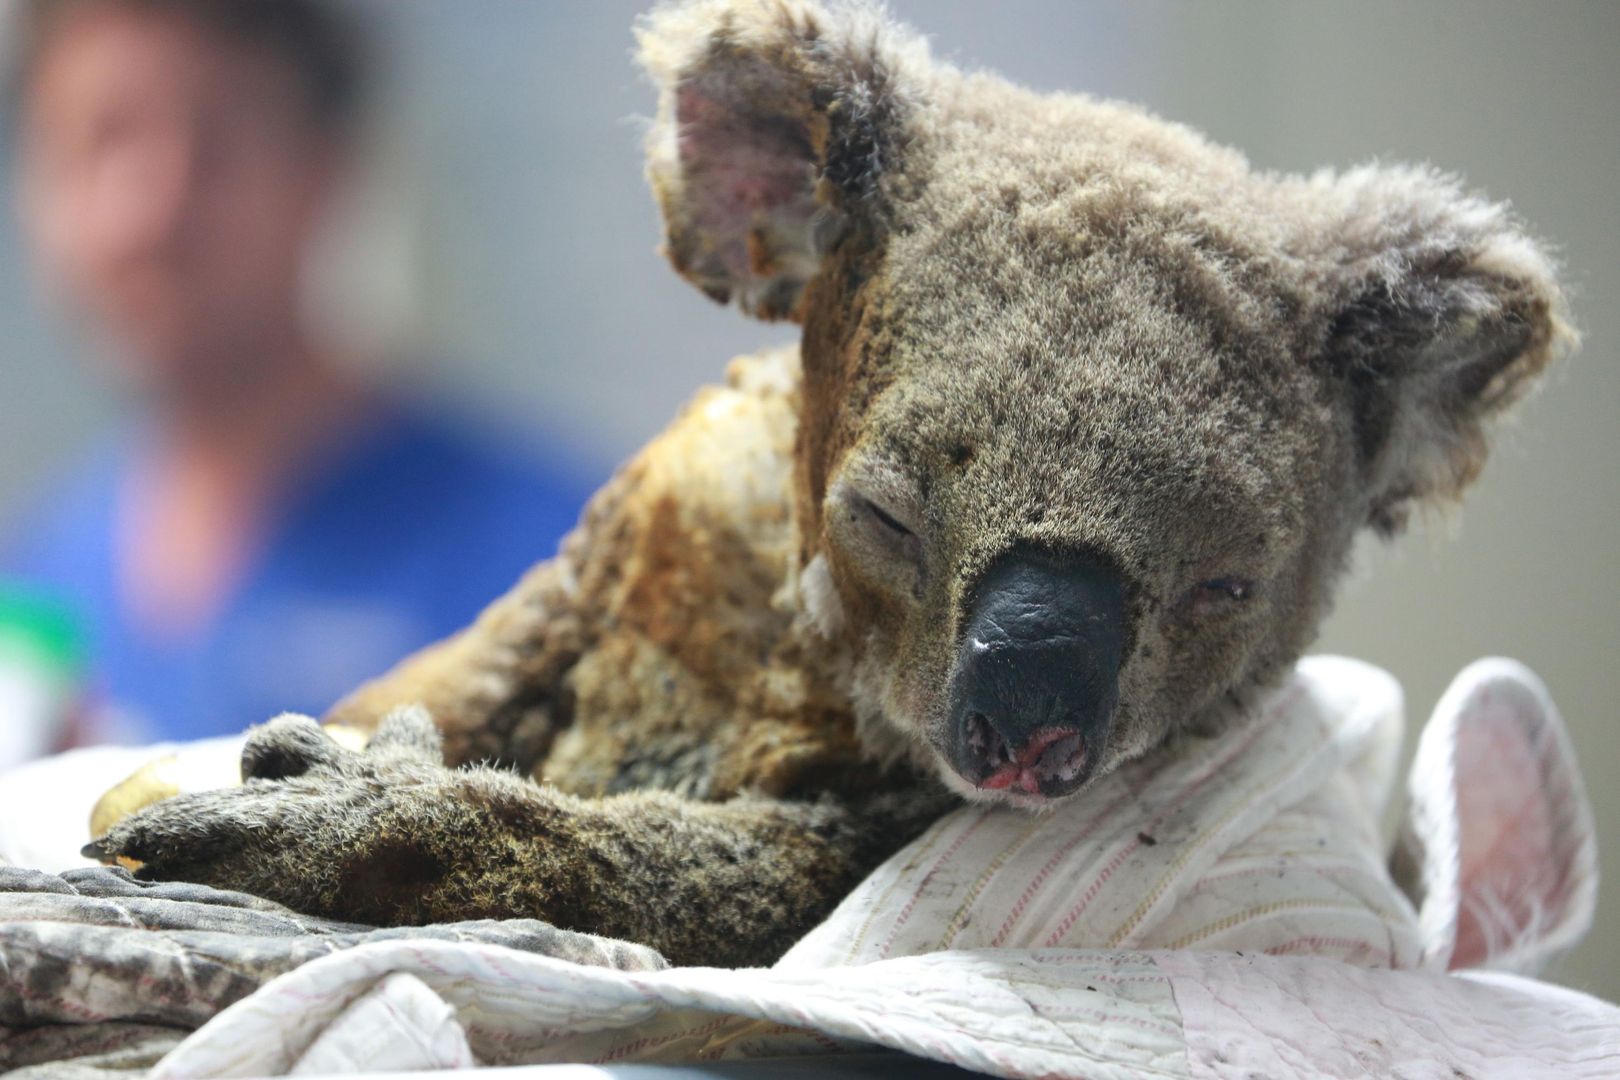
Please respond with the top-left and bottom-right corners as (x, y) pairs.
(966, 722), (1088, 796)
(1021, 728), (1086, 786)
(963, 711), (1012, 767)
(960, 706), (1089, 795)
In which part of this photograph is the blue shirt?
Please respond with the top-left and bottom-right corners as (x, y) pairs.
(0, 401), (598, 744)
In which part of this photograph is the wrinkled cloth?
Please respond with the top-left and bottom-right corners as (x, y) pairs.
(0, 656), (1608, 1078)
(783, 656), (1419, 969)
(0, 866), (663, 1076)
(170, 943), (1620, 1079)
(18, 938), (1618, 1079)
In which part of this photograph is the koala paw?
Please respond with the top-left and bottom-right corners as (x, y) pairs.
(83, 707), (465, 922)
(238, 704), (446, 779)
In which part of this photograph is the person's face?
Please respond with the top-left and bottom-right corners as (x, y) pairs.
(15, 6), (344, 389)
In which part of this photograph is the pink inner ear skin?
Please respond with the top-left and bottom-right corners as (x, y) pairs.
(674, 85), (819, 285)
(1450, 694), (1565, 970)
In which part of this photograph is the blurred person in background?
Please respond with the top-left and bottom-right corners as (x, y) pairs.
(0, 0), (594, 761)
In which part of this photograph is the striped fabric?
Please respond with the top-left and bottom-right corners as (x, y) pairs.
(784, 655), (1422, 970)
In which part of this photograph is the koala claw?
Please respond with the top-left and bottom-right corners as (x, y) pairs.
(240, 714), (345, 780)
(85, 783), (283, 885)
(241, 706), (444, 782)
(360, 704), (446, 764)
(83, 704), (462, 920)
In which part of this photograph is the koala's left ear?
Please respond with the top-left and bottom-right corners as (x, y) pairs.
(1310, 166), (1575, 534)
(637, 0), (929, 321)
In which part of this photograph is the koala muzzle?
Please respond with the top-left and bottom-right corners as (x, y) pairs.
(948, 550), (1126, 799)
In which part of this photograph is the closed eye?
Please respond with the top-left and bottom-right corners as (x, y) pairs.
(828, 476), (928, 600)
(859, 496), (915, 540)
(1178, 577), (1257, 618)
(847, 492), (925, 574)
(1199, 578), (1251, 602)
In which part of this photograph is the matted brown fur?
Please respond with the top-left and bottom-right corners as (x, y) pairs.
(91, 0), (1572, 968)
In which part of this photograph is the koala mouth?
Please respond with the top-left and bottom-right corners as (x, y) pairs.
(962, 714), (1088, 797)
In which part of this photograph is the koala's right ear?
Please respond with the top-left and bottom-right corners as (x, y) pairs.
(637, 0), (929, 321)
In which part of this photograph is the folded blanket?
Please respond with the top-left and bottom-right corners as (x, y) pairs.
(0, 656), (1605, 1078)
(0, 867), (661, 1077)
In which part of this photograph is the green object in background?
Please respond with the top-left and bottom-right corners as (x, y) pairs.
(0, 583), (88, 767)
(0, 586), (84, 669)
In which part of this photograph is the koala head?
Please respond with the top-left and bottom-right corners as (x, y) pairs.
(639, 0), (1572, 806)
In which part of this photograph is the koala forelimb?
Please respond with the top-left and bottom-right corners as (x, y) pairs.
(95, 710), (948, 967)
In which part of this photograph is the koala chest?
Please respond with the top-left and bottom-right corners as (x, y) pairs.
(532, 347), (866, 801)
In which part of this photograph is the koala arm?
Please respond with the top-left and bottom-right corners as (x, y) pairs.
(448, 783), (945, 967)
(89, 713), (948, 968)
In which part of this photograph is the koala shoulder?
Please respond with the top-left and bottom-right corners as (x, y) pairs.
(544, 343), (869, 798)
(592, 343), (803, 594)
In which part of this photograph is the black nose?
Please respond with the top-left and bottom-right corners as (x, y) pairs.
(948, 549), (1126, 798)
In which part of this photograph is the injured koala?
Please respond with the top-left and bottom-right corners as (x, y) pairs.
(88, 0), (1572, 968)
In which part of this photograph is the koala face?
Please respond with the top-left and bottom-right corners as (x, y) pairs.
(807, 169), (1351, 804)
(640, 1), (1570, 805)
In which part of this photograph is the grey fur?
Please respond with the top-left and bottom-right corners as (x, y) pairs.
(89, 0), (1569, 967)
